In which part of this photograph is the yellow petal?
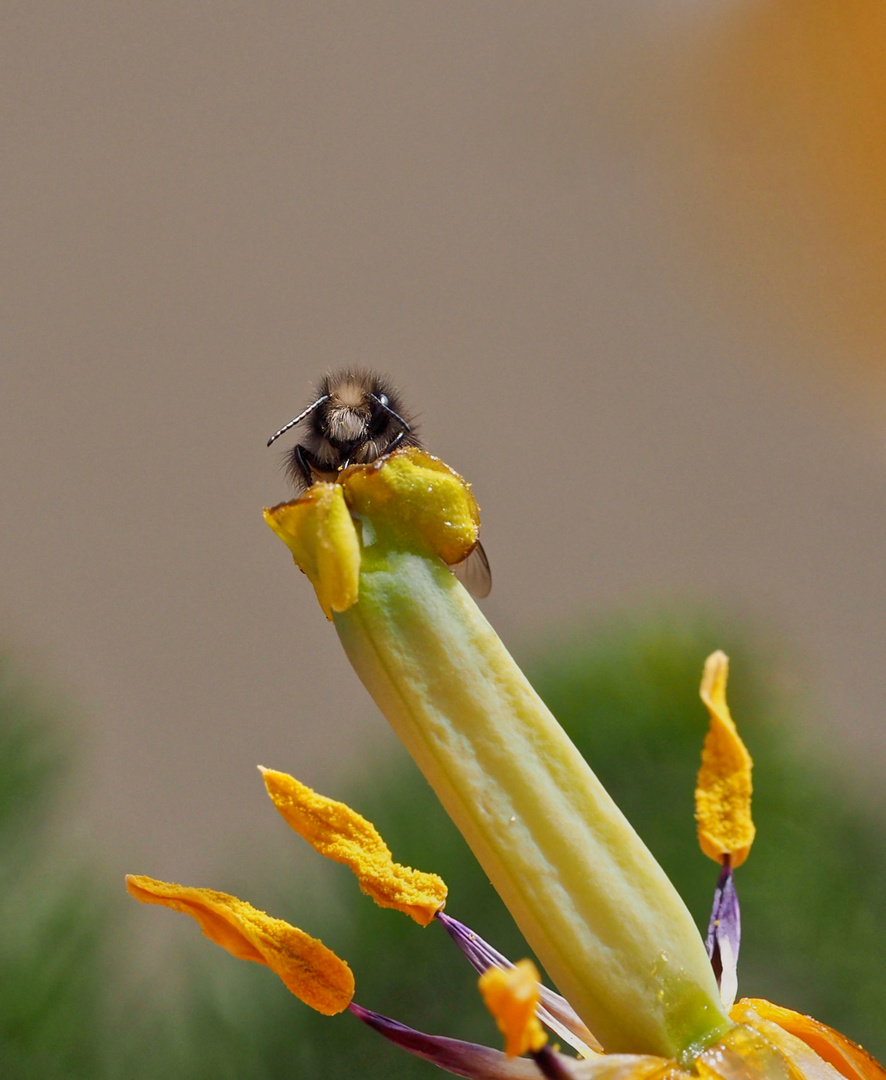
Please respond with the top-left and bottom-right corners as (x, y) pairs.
(695, 651), (756, 868)
(125, 874), (354, 1015)
(260, 768), (447, 926)
(478, 960), (548, 1058)
(341, 447), (480, 566)
(732, 999), (886, 1080)
(263, 483), (360, 620)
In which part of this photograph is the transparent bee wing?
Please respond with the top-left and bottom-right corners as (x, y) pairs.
(450, 541), (492, 599)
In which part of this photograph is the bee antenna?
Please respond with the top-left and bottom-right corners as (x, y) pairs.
(370, 393), (410, 432)
(266, 395), (329, 447)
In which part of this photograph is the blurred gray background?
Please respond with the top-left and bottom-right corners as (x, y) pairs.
(2, 0), (885, 885)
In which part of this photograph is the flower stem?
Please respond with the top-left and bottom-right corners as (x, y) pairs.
(335, 547), (731, 1057)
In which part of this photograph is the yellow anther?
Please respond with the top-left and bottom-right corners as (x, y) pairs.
(263, 482), (360, 620)
(695, 652), (755, 868)
(260, 768), (447, 925)
(478, 960), (548, 1058)
(124, 875), (354, 1015)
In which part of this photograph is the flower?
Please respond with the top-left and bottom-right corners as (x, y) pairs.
(128, 449), (885, 1080)
(265, 449), (727, 1058)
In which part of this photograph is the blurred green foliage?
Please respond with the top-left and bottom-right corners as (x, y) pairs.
(0, 659), (109, 1079)
(1, 610), (884, 1077)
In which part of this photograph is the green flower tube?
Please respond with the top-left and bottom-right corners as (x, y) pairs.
(264, 449), (731, 1059)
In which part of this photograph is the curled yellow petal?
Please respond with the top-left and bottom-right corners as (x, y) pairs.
(124, 874), (354, 1015)
(732, 999), (886, 1080)
(263, 482), (360, 620)
(478, 959), (548, 1058)
(260, 768), (447, 925)
(695, 651), (755, 868)
(342, 447), (480, 566)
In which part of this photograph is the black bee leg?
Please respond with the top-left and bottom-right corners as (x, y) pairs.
(292, 444), (321, 488)
(383, 429), (406, 455)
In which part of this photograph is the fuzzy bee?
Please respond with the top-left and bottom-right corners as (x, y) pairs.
(268, 369), (491, 598)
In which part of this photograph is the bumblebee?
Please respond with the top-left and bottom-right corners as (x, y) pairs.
(268, 369), (491, 597)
